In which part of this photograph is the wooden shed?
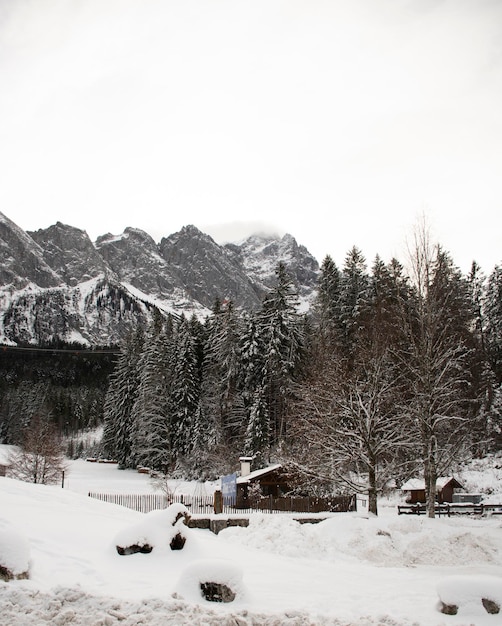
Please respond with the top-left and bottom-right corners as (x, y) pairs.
(236, 462), (293, 508)
(401, 476), (464, 504)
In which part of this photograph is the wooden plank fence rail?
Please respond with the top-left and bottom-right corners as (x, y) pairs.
(248, 494), (356, 514)
(88, 492), (356, 515)
(88, 492), (215, 514)
(398, 503), (502, 517)
(88, 492), (170, 513)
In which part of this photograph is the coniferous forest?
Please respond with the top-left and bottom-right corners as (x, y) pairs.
(1, 229), (502, 514)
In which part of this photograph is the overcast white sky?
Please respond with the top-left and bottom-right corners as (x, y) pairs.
(0, 0), (501, 273)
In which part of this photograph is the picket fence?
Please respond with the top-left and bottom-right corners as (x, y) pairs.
(87, 492), (213, 514)
(87, 492), (355, 515)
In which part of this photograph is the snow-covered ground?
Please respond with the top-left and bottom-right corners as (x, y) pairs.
(1, 453), (502, 625)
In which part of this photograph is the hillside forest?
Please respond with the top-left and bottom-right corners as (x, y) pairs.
(1, 227), (501, 515)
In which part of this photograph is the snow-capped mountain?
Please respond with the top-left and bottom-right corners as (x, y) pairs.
(225, 232), (320, 302)
(0, 212), (319, 346)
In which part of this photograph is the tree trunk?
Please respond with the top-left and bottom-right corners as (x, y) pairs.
(426, 438), (437, 518)
(368, 464), (378, 516)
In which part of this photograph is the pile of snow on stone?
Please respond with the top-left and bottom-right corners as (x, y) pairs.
(0, 524), (30, 581)
(437, 575), (502, 616)
(114, 503), (190, 554)
(175, 559), (246, 604)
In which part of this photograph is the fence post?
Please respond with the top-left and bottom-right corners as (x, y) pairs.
(213, 490), (223, 515)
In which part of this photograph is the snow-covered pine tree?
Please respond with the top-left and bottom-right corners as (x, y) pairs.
(170, 315), (202, 460)
(102, 325), (144, 468)
(258, 262), (305, 443)
(243, 382), (270, 461)
(132, 313), (174, 472)
(202, 300), (244, 444)
(338, 246), (370, 358)
(315, 255), (342, 335)
(485, 264), (502, 381)
(239, 311), (266, 411)
(465, 261), (500, 454)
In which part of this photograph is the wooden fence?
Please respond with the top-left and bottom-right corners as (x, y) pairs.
(247, 494), (355, 514)
(398, 503), (502, 517)
(88, 492), (355, 515)
(88, 492), (213, 514)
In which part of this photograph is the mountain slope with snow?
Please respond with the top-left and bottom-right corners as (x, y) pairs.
(0, 212), (319, 346)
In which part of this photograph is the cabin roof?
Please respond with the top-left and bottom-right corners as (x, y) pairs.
(236, 463), (282, 484)
(400, 476), (463, 491)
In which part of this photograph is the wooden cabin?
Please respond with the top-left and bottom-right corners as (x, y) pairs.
(235, 459), (293, 508)
(401, 476), (464, 504)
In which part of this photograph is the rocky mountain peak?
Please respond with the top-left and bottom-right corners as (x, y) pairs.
(95, 227), (176, 300)
(159, 225), (262, 309)
(28, 221), (108, 286)
(0, 211), (62, 290)
(225, 232), (319, 298)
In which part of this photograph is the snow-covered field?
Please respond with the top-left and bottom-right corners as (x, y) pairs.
(1, 454), (502, 625)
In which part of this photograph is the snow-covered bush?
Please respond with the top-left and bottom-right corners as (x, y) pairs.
(0, 526), (30, 581)
(175, 559), (245, 604)
(437, 575), (502, 616)
(114, 503), (190, 555)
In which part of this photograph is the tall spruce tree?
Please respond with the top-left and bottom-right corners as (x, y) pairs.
(315, 255), (342, 336)
(485, 265), (502, 381)
(132, 314), (173, 472)
(202, 300), (244, 443)
(244, 383), (270, 463)
(239, 312), (265, 410)
(339, 246), (370, 358)
(170, 315), (202, 459)
(465, 261), (498, 453)
(258, 262), (305, 444)
(102, 325), (144, 468)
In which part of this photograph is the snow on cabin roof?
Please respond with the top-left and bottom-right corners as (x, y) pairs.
(236, 463), (282, 484)
(400, 476), (463, 491)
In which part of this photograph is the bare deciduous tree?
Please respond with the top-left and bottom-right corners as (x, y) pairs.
(289, 349), (411, 515)
(401, 220), (473, 517)
(8, 415), (67, 485)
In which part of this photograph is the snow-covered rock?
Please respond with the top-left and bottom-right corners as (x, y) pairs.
(114, 504), (191, 555)
(0, 526), (30, 581)
(437, 575), (502, 615)
(175, 559), (245, 604)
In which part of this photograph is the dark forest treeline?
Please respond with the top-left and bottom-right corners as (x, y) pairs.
(0, 342), (116, 442)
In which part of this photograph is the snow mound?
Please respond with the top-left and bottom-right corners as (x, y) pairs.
(175, 559), (246, 604)
(0, 524), (30, 579)
(220, 514), (502, 567)
(114, 504), (190, 554)
(437, 575), (502, 616)
(0, 585), (350, 626)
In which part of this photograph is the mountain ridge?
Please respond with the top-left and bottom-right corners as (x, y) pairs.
(0, 212), (320, 346)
